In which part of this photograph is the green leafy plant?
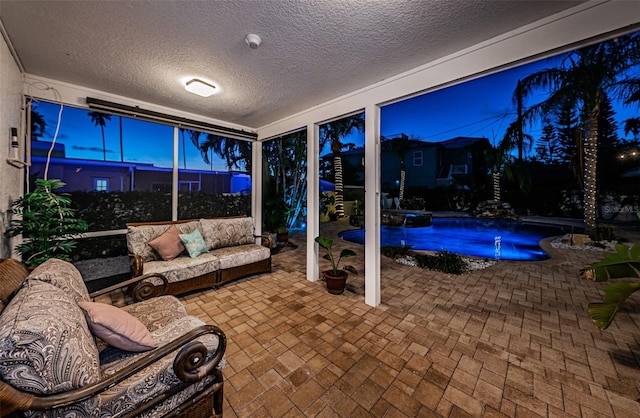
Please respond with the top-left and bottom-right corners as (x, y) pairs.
(315, 236), (357, 276)
(581, 243), (640, 330)
(319, 193), (335, 217)
(414, 250), (467, 274)
(7, 178), (87, 267)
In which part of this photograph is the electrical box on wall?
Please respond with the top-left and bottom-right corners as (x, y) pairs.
(6, 127), (27, 167)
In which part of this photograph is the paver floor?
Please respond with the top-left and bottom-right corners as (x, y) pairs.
(108, 219), (640, 417)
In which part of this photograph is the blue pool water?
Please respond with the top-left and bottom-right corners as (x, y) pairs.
(339, 218), (573, 261)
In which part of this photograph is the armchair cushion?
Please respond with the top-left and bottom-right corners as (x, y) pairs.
(78, 301), (157, 352)
(0, 279), (101, 394)
(120, 295), (188, 333)
(28, 258), (91, 302)
(98, 316), (223, 418)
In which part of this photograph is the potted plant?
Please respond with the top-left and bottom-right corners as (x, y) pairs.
(315, 236), (357, 294)
(581, 243), (640, 329)
(7, 178), (87, 268)
(276, 226), (289, 243)
(319, 192), (335, 222)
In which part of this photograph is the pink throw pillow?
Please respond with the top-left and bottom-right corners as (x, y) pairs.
(78, 301), (157, 352)
(148, 225), (185, 261)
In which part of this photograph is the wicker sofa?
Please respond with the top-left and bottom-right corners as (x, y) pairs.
(127, 217), (271, 296)
(0, 258), (226, 417)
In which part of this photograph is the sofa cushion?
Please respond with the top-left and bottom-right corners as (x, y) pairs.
(78, 301), (157, 352)
(28, 258), (90, 302)
(0, 279), (101, 394)
(143, 254), (219, 285)
(180, 229), (209, 258)
(211, 244), (271, 270)
(148, 225), (185, 261)
(199, 217), (255, 250)
(128, 221), (199, 262)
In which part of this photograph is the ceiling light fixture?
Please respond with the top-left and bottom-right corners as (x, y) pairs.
(245, 33), (261, 49)
(185, 78), (217, 97)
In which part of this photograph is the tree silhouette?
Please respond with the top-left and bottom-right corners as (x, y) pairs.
(263, 131), (307, 228)
(30, 108), (46, 140)
(198, 134), (252, 172)
(623, 117), (640, 142)
(509, 33), (640, 234)
(387, 134), (410, 201)
(88, 111), (111, 161)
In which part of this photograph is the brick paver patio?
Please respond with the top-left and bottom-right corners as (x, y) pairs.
(105, 219), (640, 417)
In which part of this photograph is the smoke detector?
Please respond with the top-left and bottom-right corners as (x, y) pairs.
(245, 33), (261, 49)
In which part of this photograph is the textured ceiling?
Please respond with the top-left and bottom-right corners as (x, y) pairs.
(0, 0), (586, 129)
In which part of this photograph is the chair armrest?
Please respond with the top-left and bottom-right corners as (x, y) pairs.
(129, 254), (144, 277)
(1, 324), (226, 414)
(89, 272), (169, 302)
(257, 234), (273, 249)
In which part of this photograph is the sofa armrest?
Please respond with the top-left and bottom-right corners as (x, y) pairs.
(257, 234), (273, 249)
(0, 324), (226, 415)
(89, 272), (169, 303)
(129, 253), (144, 277)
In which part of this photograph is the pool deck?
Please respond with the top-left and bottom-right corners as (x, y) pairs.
(100, 217), (640, 417)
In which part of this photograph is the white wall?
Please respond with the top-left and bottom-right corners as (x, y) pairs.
(0, 32), (24, 258)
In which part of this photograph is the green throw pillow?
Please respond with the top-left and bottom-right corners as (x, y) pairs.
(179, 229), (208, 258)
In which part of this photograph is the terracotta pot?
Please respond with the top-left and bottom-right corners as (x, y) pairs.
(277, 231), (289, 243)
(322, 270), (348, 295)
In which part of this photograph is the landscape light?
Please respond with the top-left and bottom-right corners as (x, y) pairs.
(185, 79), (217, 97)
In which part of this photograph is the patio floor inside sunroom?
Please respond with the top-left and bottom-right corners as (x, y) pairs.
(101, 218), (640, 417)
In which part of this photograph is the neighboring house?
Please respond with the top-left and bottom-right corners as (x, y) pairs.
(320, 135), (491, 193)
(30, 141), (250, 194)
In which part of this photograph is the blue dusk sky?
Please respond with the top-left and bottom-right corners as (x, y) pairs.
(33, 102), (232, 171)
(331, 41), (639, 156)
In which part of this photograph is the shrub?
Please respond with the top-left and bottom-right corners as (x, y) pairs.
(414, 250), (467, 274)
(381, 244), (413, 258)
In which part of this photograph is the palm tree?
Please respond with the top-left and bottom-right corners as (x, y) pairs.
(387, 134), (410, 201)
(319, 114), (364, 218)
(485, 147), (503, 202)
(30, 108), (46, 140)
(501, 80), (535, 161)
(88, 111), (112, 161)
(624, 117), (640, 142)
(199, 134), (252, 172)
(512, 33), (640, 234)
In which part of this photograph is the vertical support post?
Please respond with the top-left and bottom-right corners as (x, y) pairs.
(364, 104), (380, 307)
(252, 140), (263, 237)
(172, 127), (179, 221)
(307, 123), (319, 282)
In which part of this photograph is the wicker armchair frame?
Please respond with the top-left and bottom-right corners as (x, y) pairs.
(0, 259), (226, 418)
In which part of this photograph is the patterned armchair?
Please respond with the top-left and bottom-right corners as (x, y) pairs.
(0, 258), (225, 418)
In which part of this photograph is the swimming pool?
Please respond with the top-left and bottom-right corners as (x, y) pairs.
(339, 217), (573, 261)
